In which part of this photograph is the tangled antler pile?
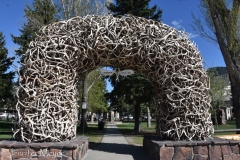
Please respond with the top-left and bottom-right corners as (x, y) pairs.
(14, 14), (213, 142)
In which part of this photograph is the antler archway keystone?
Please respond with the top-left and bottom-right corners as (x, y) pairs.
(14, 14), (213, 142)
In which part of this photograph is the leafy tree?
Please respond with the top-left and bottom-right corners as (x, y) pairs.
(12, 0), (58, 62)
(78, 69), (107, 124)
(207, 68), (229, 127)
(191, 0), (240, 130)
(0, 32), (15, 107)
(108, 71), (155, 132)
(88, 76), (108, 122)
(107, 0), (162, 21)
(207, 68), (229, 109)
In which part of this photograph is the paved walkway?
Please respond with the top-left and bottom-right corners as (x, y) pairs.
(82, 124), (152, 160)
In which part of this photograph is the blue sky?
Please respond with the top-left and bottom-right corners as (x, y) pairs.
(150, 0), (225, 68)
(0, 0), (226, 89)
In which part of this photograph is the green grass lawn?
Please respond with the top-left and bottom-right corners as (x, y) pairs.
(0, 119), (14, 132)
(77, 123), (104, 148)
(0, 119), (238, 145)
(0, 119), (14, 139)
(117, 120), (240, 145)
(0, 120), (104, 147)
(213, 120), (237, 136)
(117, 121), (156, 146)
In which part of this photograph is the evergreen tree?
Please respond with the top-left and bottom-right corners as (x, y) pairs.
(107, 0), (162, 21)
(108, 71), (155, 132)
(107, 1), (162, 132)
(12, 0), (58, 62)
(0, 32), (15, 107)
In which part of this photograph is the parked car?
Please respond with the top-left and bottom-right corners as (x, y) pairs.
(142, 115), (151, 121)
(0, 113), (6, 119)
(9, 113), (15, 119)
(0, 113), (15, 119)
(123, 115), (134, 120)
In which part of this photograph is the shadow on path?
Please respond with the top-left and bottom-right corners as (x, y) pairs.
(82, 124), (152, 160)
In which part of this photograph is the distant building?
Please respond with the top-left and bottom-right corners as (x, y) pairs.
(222, 85), (233, 120)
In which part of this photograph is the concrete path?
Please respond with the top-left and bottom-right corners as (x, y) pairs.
(82, 124), (152, 160)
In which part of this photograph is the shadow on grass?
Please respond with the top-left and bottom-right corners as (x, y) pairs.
(117, 122), (156, 137)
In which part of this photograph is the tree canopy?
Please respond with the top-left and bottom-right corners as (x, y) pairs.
(0, 32), (15, 107)
(107, 0), (162, 21)
(88, 76), (108, 113)
(192, 0), (240, 128)
(107, 70), (155, 132)
(78, 69), (108, 114)
(207, 67), (229, 108)
(12, 0), (58, 62)
(108, 72), (155, 106)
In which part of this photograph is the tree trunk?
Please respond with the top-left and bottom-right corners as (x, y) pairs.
(80, 76), (89, 128)
(91, 112), (94, 123)
(207, 0), (240, 131)
(134, 102), (142, 132)
(147, 107), (151, 128)
(214, 109), (219, 130)
(80, 108), (88, 128)
(232, 84), (240, 132)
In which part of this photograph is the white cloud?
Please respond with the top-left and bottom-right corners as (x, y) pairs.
(106, 0), (114, 3)
(172, 20), (183, 29)
(171, 19), (198, 39)
(187, 33), (198, 39)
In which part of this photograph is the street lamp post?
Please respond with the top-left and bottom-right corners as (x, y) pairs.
(82, 100), (86, 136)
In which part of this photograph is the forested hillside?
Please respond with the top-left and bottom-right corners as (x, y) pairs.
(207, 67), (228, 76)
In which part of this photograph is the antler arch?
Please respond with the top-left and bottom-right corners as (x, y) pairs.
(14, 14), (213, 142)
